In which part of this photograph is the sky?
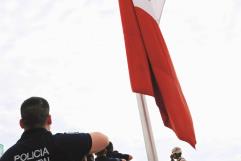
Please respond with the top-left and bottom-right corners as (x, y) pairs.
(0, 0), (241, 161)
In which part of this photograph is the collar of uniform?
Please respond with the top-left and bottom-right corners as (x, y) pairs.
(20, 128), (50, 140)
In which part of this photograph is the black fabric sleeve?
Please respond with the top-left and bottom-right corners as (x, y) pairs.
(53, 132), (92, 161)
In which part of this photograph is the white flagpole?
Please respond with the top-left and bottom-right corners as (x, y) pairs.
(136, 94), (159, 161)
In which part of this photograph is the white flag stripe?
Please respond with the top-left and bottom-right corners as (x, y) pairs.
(150, 0), (166, 22)
(133, 0), (166, 23)
(133, 0), (158, 22)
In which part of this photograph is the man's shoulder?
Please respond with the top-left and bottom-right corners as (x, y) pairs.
(52, 132), (92, 153)
(53, 132), (91, 140)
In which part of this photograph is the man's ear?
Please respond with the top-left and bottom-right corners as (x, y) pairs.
(19, 119), (24, 129)
(46, 115), (52, 125)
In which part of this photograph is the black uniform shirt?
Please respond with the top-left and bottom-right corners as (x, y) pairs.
(0, 128), (92, 161)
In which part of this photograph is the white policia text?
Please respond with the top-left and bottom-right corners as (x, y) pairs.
(14, 147), (49, 161)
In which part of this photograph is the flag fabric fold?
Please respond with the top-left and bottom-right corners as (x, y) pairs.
(119, 0), (196, 148)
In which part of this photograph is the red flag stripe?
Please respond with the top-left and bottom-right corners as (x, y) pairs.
(136, 7), (196, 147)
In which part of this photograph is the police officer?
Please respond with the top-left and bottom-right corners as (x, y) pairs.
(0, 97), (109, 161)
(170, 147), (186, 161)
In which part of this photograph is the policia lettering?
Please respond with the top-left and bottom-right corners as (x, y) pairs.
(14, 147), (49, 161)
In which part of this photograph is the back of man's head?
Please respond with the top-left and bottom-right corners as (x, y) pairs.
(21, 97), (49, 129)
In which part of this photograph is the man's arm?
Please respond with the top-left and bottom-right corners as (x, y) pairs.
(89, 132), (109, 154)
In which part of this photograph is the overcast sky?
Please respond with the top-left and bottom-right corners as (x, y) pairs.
(1, 0), (241, 161)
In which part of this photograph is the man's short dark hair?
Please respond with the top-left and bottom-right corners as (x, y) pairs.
(21, 97), (49, 129)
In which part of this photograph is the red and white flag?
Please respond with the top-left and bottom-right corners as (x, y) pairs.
(119, 0), (196, 148)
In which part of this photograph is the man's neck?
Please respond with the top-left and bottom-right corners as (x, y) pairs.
(24, 125), (50, 131)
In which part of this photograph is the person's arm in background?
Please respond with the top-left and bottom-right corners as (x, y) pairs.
(89, 132), (109, 154)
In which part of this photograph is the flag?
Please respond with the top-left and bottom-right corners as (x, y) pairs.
(118, 0), (196, 148)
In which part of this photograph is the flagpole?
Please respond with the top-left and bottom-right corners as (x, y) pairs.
(136, 94), (159, 161)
